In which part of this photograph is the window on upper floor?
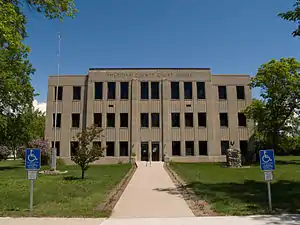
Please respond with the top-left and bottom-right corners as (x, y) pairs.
(197, 82), (206, 99)
(151, 82), (159, 99)
(171, 82), (180, 99)
(220, 113), (228, 127)
(184, 82), (193, 99)
(171, 113), (180, 127)
(140, 113), (149, 127)
(120, 113), (128, 128)
(218, 86), (227, 100)
(107, 82), (116, 99)
(107, 113), (115, 128)
(141, 82), (149, 99)
(94, 113), (102, 127)
(199, 141), (208, 155)
(236, 86), (245, 100)
(52, 113), (61, 128)
(185, 113), (194, 127)
(94, 82), (103, 100)
(151, 113), (160, 127)
(72, 113), (80, 128)
(120, 82), (129, 100)
(238, 113), (247, 127)
(73, 86), (81, 100)
(198, 113), (206, 127)
(54, 86), (63, 100)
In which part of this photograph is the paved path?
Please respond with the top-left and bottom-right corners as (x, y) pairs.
(1, 215), (299, 225)
(111, 161), (194, 218)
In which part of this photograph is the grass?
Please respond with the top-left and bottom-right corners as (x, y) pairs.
(170, 156), (300, 216)
(0, 160), (131, 217)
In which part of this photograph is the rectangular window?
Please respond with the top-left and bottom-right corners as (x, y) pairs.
(119, 142), (129, 156)
(197, 82), (206, 99)
(140, 113), (149, 128)
(185, 141), (194, 156)
(107, 113), (115, 127)
(171, 82), (180, 99)
(73, 86), (81, 100)
(240, 140), (248, 157)
(52, 113), (61, 128)
(151, 113), (160, 127)
(72, 113), (80, 128)
(171, 113), (180, 127)
(185, 113), (194, 127)
(51, 141), (60, 156)
(141, 82), (149, 99)
(218, 86), (227, 100)
(94, 113), (102, 127)
(236, 86), (245, 100)
(151, 82), (159, 99)
(107, 82), (116, 99)
(221, 141), (229, 155)
(184, 82), (193, 99)
(172, 141), (181, 156)
(220, 113), (228, 127)
(199, 141), (208, 155)
(238, 113), (247, 127)
(120, 113), (128, 128)
(120, 82), (129, 99)
(93, 142), (102, 156)
(94, 82), (103, 100)
(198, 113), (206, 127)
(70, 141), (79, 156)
(106, 142), (115, 156)
(54, 86), (63, 100)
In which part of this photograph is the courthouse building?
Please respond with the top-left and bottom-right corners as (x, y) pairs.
(45, 68), (253, 164)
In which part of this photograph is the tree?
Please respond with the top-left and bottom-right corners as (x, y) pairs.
(244, 58), (300, 153)
(278, 0), (300, 37)
(71, 125), (104, 179)
(0, 0), (77, 149)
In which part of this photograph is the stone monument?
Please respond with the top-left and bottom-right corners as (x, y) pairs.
(226, 141), (242, 168)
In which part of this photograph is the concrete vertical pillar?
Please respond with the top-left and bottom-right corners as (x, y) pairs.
(228, 86), (239, 149)
(115, 81), (120, 157)
(131, 79), (140, 160)
(193, 81), (199, 156)
(179, 81), (185, 156)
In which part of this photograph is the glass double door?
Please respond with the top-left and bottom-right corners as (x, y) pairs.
(140, 142), (160, 161)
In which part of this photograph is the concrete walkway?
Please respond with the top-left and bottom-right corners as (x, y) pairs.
(111, 161), (194, 218)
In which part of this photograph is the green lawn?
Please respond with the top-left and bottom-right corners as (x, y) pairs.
(170, 156), (300, 216)
(0, 160), (131, 217)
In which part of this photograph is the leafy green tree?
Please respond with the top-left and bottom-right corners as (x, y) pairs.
(244, 58), (300, 153)
(71, 125), (104, 179)
(278, 0), (300, 37)
(0, 0), (77, 147)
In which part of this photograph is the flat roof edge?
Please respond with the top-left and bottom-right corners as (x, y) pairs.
(89, 68), (211, 71)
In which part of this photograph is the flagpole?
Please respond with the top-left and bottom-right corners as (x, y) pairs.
(52, 33), (61, 171)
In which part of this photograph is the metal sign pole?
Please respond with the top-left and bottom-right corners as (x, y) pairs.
(29, 179), (34, 212)
(267, 181), (272, 211)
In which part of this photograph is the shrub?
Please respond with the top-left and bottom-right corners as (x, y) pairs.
(0, 146), (10, 161)
(17, 139), (51, 165)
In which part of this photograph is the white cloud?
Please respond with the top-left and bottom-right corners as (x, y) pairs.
(33, 99), (46, 113)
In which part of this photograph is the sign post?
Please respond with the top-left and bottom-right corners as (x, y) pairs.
(259, 149), (275, 211)
(25, 149), (41, 213)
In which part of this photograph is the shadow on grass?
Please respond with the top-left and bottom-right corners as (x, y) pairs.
(63, 176), (82, 181)
(252, 214), (300, 225)
(0, 166), (21, 171)
(276, 159), (300, 165)
(155, 180), (300, 215)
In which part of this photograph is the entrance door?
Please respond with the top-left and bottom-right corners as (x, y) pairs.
(152, 142), (160, 161)
(141, 142), (149, 161)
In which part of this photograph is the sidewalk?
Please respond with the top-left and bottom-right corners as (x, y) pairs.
(110, 161), (194, 218)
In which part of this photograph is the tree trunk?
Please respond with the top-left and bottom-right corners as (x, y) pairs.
(81, 169), (85, 180)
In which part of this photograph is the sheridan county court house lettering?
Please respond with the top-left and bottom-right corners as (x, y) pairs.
(45, 68), (253, 164)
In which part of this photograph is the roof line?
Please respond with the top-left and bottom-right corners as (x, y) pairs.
(89, 68), (211, 71)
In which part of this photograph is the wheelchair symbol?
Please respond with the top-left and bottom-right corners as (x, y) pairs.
(262, 151), (272, 163)
(27, 150), (38, 162)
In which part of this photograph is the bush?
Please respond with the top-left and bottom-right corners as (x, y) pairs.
(17, 139), (51, 165)
(0, 146), (10, 161)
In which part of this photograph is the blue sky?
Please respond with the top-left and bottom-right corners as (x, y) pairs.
(24, 0), (300, 105)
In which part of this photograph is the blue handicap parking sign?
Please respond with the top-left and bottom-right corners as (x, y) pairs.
(259, 149), (275, 171)
(25, 149), (41, 170)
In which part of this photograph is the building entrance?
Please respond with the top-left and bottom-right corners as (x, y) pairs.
(141, 142), (149, 161)
(152, 142), (160, 161)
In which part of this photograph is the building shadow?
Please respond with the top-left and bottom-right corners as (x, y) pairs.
(0, 166), (21, 171)
(251, 214), (300, 225)
(63, 176), (82, 181)
(276, 159), (300, 165)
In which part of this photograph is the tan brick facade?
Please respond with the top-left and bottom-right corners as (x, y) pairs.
(45, 68), (253, 164)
